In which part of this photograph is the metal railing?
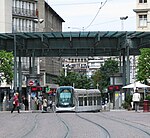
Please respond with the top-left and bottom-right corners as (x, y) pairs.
(12, 25), (36, 33)
(12, 7), (37, 18)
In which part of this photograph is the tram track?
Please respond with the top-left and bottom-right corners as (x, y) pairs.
(76, 113), (111, 138)
(21, 113), (39, 138)
(101, 112), (150, 129)
(55, 113), (71, 138)
(97, 112), (150, 137)
(2, 113), (38, 138)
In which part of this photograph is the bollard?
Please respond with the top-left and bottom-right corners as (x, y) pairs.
(143, 100), (149, 112)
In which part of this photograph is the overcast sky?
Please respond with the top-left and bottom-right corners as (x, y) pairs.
(47, 0), (136, 32)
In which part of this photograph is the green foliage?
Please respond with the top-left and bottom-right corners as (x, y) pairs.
(122, 94), (132, 109)
(56, 71), (91, 89)
(122, 101), (130, 109)
(126, 94), (132, 105)
(92, 58), (119, 91)
(136, 48), (150, 83)
(91, 69), (103, 90)
(0, 50), (14, 84)
(145, 95), (150, 101)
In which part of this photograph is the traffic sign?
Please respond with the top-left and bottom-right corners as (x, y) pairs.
(46, 86), (50, 93)
(29, 80), (34, 86)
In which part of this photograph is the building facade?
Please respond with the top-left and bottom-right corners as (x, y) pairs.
(134, 0), (150, 31)
(132, 0), (150, 82)
(62, 57), (88, 76)
(62, 56), (120, 79)
(0, 0), (64, 93)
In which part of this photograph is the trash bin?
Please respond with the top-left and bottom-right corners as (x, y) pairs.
(143, 100), (149, 112)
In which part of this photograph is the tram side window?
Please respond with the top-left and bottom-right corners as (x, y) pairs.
(97, 96), (101, 105)
(88, 97), (92, 106)
(79, 97), (83, 106)
(93, 97), (96, 105)
(84, 97), (87, 106)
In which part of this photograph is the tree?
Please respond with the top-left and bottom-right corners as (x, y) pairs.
(92, 58), (119, 92)
(136, 48), (150, 83)
(56, 71), (91, 89)
(0, 50), (14, 84)
(91, 69), (103, 90)
(75, 73), (91, 89)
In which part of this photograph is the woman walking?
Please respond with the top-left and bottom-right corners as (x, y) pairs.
(11, 93), (20, 113)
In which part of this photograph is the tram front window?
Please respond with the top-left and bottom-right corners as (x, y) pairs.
(59, 92), (72, 106)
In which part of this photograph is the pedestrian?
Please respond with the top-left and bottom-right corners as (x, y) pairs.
(22, 96), (29, 110)
(34, 96), (39, 110)
(42, 96), (47, 112)
(11, 93), (20, 113)
(48, 97), (53, 109)
(132, 89), (140, 112)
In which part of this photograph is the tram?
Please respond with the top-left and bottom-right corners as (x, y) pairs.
(55, 86), (76, 112)
(55, 86), (102, 112)
(75, 89), (102, 112)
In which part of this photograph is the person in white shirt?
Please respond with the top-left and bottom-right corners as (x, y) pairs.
(132, 89), (140, 112)
(42, 97), (47, 112)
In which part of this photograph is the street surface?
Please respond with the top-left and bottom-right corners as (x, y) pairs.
(0, 110), (150, 138)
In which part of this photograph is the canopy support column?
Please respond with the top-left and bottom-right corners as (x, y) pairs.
(122, 48), (126, 100)
(18, 53), (22, 97)
(13, 34), (17, 93)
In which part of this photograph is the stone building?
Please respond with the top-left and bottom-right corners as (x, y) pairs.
(134, 0), (150, 31)
(0, 0), (64, 98)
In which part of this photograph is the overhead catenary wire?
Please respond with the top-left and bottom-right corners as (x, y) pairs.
(91, 16), (135, 27)
(50, 1), (101, 6)
(84, 0), (108, 30)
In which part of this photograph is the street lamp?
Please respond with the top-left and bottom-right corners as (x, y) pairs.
(34, 1), (44, 75)
(33, 18), (44, 75)
(119, 16), (129, 97)
(33, 18), (44, 32)
(120, 16), (128, 30)
(33, 19), (44, 24)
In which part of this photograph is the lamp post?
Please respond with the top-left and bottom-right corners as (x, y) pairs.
(28, 3), (43, 110)
(120, 16), (128, 30)
(96, 83), (99, 89)
(119, 16), (128, 73)
(33, 19), (44, 75)
(64, 66), (67, 77)
(64, 64), (70, 77)
(120, 16), (129, 102)
(34, 1), (44, 75)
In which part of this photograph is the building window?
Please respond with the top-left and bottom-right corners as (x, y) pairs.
(139, 15), (147, 27)
(139, 0), (147, 3)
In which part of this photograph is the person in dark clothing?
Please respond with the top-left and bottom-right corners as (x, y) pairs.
(22, 96), (29, 110)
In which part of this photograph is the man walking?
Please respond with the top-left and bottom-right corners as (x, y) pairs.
(132, 89), (140, 112)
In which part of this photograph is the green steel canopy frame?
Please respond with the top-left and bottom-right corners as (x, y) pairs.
(0, 31), (149, 57)
(0, 31), (149, 93)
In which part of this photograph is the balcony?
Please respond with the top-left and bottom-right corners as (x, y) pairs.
(12, 7), (37, 18)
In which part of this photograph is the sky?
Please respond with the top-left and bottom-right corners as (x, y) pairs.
(46, 0), (136, 32)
